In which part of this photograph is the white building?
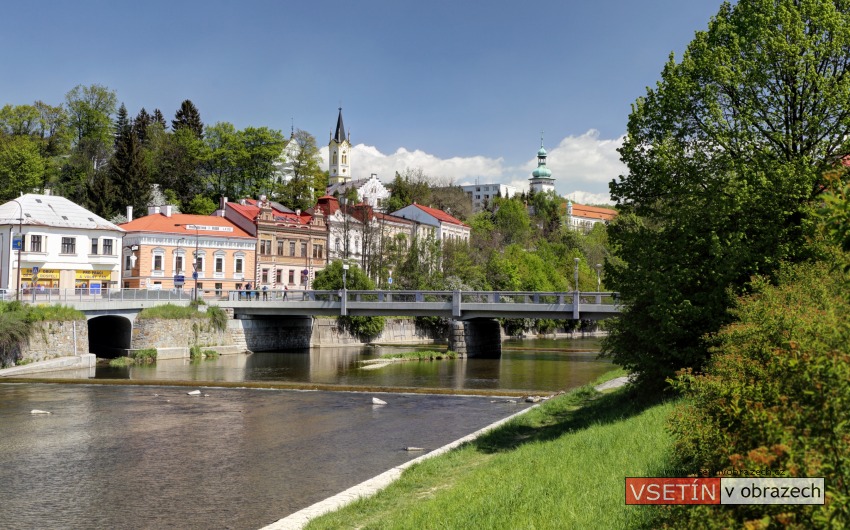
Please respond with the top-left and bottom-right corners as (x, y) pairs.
(390, 203), (471, 243)
(564, 200), (618, 233)
(0, 193), (124, 294)
(326, 174), (391, 212)
(461, 183), (517, 212)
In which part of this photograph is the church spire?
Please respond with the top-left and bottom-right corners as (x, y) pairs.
(328, 107), (352, 185)
(333, 107), (347, 143)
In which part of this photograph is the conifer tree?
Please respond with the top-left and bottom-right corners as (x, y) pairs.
(171, 99), (203, 139)
(153, 109), (167, 130)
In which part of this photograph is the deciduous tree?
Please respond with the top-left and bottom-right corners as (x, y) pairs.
(605, 0), (850, 386)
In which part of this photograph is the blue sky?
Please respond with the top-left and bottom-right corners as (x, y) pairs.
(0, 0), (725, 203)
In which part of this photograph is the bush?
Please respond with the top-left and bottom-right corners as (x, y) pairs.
(203, 349), (218, 359)
(206, 305), (227, 332)
(666, 262), (850, 528)
(189, 344), (203, 360)
(109, 356), (134, 367)
(131, 348), (157, 363)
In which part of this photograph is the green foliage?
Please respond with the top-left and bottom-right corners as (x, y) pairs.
(275, 129), (325, 210)
(605, 0), (850, 386)
(203, 349), (219, 359)
(131, 348), (157, 364)
(171, 99), (203, 139)
(379, 350), (458, 361)
(313, 261), (386, 339)
(22, 304), (85, 322)
(186, 194), (216, 215)
(0, 135), (45, 200)
(666, 262), (850, 528)
(109, 356), (133, 367)
(385, 168), (431, 213)
(206, 305), (228, 332)
(493, 196), (531, 245)
(138, 304), (204, 319)
(189, 344), (203, 360)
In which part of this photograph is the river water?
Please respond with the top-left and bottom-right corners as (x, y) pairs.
(1, 337), (610, 529)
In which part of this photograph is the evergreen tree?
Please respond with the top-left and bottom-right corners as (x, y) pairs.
(114, 104), (129, 148)
(153, 109), (167, 130)
(133, 108), (152, 144)
(171, 99), (203, 139)
(109, 121), (150, 216)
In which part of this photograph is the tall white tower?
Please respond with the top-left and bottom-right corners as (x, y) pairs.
(529, 134), (555, 194)
(328, 107), (351, 185)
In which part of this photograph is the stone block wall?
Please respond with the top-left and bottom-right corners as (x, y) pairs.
(310, 318), (443, 347)
(448, 319), (502, 358)
(132, 318), (234, 350)
(9, 320), (90, 365)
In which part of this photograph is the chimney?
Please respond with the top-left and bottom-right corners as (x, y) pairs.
(44, 189), (52, 196)
(148, 206), (160, 215)
(127, 206), (133, 222)
(163, 205), (172, 217)
(220, 196), (228, 210)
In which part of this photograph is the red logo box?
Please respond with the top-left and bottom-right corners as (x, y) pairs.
(626, 477), (722, 505)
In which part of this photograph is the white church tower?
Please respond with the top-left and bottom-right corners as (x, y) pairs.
(328, 107), (351, 185)
(529, 134), (556, 194)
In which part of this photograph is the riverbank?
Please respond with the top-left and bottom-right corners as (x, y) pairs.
(282, 370), (675, 530)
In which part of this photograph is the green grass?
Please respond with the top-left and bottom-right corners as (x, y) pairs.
(379, 350), (459, 361)
(109, 356), (134, 367)
(131, 348), (157, 363)
(306, 382), (676, 530)
(137, 304), (205, 319)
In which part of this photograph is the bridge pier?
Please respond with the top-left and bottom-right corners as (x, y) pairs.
(448, 319), (502, 358)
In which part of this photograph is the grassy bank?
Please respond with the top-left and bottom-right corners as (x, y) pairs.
(306, 372), (675, 529)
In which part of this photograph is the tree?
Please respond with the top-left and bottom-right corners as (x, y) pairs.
(151, 127), (206, 211)
(605, 0), (850, 386)
(493, 196), (531, 246)
(385, 168), (431, 213)
(312, 260), (385, 339)
(0, 135), (44, 200)
(109, 114), (149, 218)
(172, 99), (203, 139)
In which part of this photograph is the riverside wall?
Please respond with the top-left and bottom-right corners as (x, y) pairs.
(132, 317), (240, 359)
(0, 320), (90, 367)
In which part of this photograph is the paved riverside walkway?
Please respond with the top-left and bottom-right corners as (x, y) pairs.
(262, 376), (632, 530)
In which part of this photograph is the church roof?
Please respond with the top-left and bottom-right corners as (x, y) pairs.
(332, 107), (347, 143)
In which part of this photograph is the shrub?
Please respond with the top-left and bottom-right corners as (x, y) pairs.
(131, 348), (157, 363)
(109, 357), (134, 367)
(203, 349), (218, 359)
(206, 305), (227, 332)
(666, 262), (850, 528)
(189, 344), (203, 360)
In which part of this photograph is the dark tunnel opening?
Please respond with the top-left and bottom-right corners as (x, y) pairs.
(87, 316), (133, 358)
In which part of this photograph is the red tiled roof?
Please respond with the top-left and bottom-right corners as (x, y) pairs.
(228, 200), (306, 224)
(412, 203), (469, 228)
(120, 213), (253, 238)
(569, 203), (618, 222)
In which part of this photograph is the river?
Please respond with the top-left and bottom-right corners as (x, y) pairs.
(0, 337), (610, 529)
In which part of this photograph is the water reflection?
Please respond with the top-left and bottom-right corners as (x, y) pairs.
(91, 337), (610, 393)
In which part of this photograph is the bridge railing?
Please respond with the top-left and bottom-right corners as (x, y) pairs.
(17, 287), (195, 304)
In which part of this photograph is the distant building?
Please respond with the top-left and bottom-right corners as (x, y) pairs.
(120, 206), (255, 296)
(326, 173), (391, 212)
(0, 192), (124, 293)
(529, 135), (556, 195)
(564, 200), (618, 232)
(224, 197), (327, 289)
(390, 203), (471, 243)
(328, 107), (351, 185)
(460, 183), (517, 212)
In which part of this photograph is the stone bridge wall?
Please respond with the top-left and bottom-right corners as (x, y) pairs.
(3, 320), (90, 366)
(132, 318), (234, 350)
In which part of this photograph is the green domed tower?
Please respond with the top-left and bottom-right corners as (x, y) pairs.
(529, 134), (555, 194)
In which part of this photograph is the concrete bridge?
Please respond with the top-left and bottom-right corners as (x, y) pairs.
(22, 289), (620, 321)
(19, 289), (620, 359)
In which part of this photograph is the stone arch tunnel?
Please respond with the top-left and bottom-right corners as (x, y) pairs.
(87, 315), (133, 358)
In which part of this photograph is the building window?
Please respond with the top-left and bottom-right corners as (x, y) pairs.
(91, 239), (98, 255)
(335, 238), (341, 252)
(313, 244), (323, 259)
(235, 257), (243, 274)
(61, 237), (76, 254)
(30, 235), (42, 253)
(153, 255), (163, 271)
(289, 241), (295, 256)
(103, 239), (113, 255)
(300, 242), (307, 257)
(215, 256), (224, 273)
(276, 269), (282, 284)
(175, 254), (184, 274)
(260, 239), (272, 255)
(288, 270), (294, 284)
(195, 255), (204, 273)
(277, 239), (284, 256)
(125, 255), (132, 270)
(261, 269), (269, 283)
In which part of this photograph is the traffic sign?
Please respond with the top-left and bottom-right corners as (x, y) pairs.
(192, 272), (198, 280)
(388, 277), (393, 285)
(174, 274), (185, 286)
(12, 236), (21, 251)
(32, 266), (39, 276)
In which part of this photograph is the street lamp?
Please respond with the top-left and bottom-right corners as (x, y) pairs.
(573, 257), (580, 293)
(596, 263), (602, 292)
(176, 224), (201, 301)
(342, 262), (349, 291)
(11, 199), (22, 301)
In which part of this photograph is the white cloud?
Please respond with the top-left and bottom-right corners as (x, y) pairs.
(319, 129), (626, 205)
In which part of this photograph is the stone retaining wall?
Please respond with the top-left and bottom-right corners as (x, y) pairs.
(1, 320), (90, 367)
(310, 318), (442, 347)
(132, 317), (234, 350)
